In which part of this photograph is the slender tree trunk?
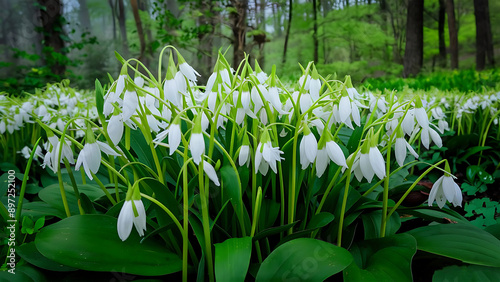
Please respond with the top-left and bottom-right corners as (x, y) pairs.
(321, 0), (331, 64)
(37, 0), (66, 76)
(403, 0), (424, 77)
(282, 0), (293, 65)
(197, 0), (214, 81)
(109, 0), (117, 40)
(446, 0), (458, 69)
(312, 0), (318, 63)
(131, 0), (146, 64)
(230, 0), (248, 68)
(78, 0), (92, 33)
(438, 0), (446, 67)
(117, 0), (129, 56)
(474, 0), (494, 70)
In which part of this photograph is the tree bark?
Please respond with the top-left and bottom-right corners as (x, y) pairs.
(403, 0), (424, 77)
(312, 0), (318, 63)
(37, 0), (66, 76)
(78, 0), (92, 33)
(282, 0), (293, 65)
(230, 0), (248, 68)
(446, 0), (458, 69)
(117, 0), (129, 56)
(108, 0), (117, 40)
(474, 0), (494, 70)
(438, 0), (446, 67)
(130, 0), (146, 63)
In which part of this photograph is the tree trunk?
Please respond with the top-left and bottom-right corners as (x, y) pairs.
(78, 0), (92, 33)
(197, 0), (215, 81)
(37, 0), (66, 76)
(321, 0), (331, 64)
(438, 0), (446, 67)
(403, 0), (424, 77)
(312, 0), (318, 63)
(117, 0), (129, 56)
(446, 0), (458, 69)
(282, 0), (293, 65)
(230, 0), (248, 68)
(108, 0), (117, 40)
(130, 0), (146, 64)
(474, 0), (494, 70)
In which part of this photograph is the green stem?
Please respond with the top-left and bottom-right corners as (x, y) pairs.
(337, 170), (352, 247)
(91, 173), (117, 205)
(198, 161), (214, 282)
(64, 159), (84, 215)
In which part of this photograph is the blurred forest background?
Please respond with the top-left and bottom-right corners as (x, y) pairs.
(0, 0), (499, 94)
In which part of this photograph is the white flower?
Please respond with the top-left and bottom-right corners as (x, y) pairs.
(117, 199), (147, 241)
(190, 132), (205, 165)
(309, 78), (321, 101)
(316, 140), (347, 177)
(254, 141), (284, 175)
(203, 160), (220, 186)
(108, 114), (124, 145)
(75, 141), (120, 180)
(179, 62), (200, 82)
(395, 137), (419, 167)
(164, 78), (180, 107)
(352, 147), (386, 182)
(428, 174), (463, 208)
(122, 90), (138, 121)
(300, 132), (318, 169)
(239, 145), (251, 167)
(420, 126), (442, 149)
(42, 136), (74, 173)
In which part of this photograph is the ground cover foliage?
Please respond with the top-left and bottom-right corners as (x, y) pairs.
(1, 48), (500, 281)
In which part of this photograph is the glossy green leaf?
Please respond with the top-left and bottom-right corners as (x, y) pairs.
(344, 233), (417, 282)
(408, 223), (500, 267)
(38, 184), (106, 215)
(215, 237), (252, 282)
(35, 214), (182, 275)
(256, 238), (353, 281)
(485, 223), (500, 240)
(306, 212), (335, 230)
(17, 242), (77, 272)
(433, 265), (500, 282)
(362, 210), (401, 239)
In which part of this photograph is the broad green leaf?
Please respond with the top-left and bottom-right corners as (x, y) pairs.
(35, 215), (182, 275)
(485, 223), (500, 240)
(433, 265), (500, 282)
(306, 212), (335, 230)
(215, 237), (252, 282)
(344, 233), (417, 282)
(38, 184), (106, 215)
(22, 202), (67, 219)
(403, 207), (469, 224)
(256, 238), (353, 281)
(408, 223), (500, 267)
(0, 265), (47, 282)
(361, 210), (401, 239)
(17, 242), (77, 272)
(220, 164), (249, 230)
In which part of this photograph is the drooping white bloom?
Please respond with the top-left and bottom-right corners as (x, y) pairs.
(394, 137), (419, 167)
(239, 145), (251, 167)
(179, 62), (200, 82)
(316, 140), (347, 177)
(309, 78), (321, 101)
(203, 160), (220, 186)
(190, 132), (205, 165)
(352, 146), (386, 182)
(108, 114), (124, 145)
(428, 174), (463, 208)
(75, 141), (120, 180)
(299, 132), (318, 169)
(117, 199), (147, 241)
(254, 141), (284, 175)
(420, 126), (442, 149)
(43, 136), (75, 173)
(122, 90), (138, 121)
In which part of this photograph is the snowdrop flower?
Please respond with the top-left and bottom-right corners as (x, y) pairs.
(19, 146), (32, 159)
(190, 132), (205, 165)
(107, 114), (124, 145)
(428, 173), (462, 209)
(179, 62), (200, 83)
(43, 135), (74, 173)
(351, 133), (385, 182)
(239, 145), (251, 167)
(420, 126), (442, 149)
(254, 130), (284, 175)
(117, 188), (147, 241)
(316, 132), (347, 177)
(203, 160), (220, 186)
(75, 141), (120, 180)
(395, 136), (419, 167)
(338, 86), (361, 128)
(122, 90), (139, 121)
(299, 125), (318, 169)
